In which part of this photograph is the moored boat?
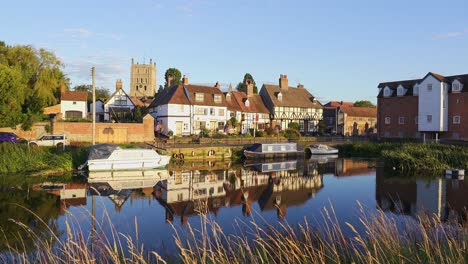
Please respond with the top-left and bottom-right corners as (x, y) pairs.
(306, 144), (339, 155)
(243, 143), (302, 159)
(80, 144), (171, 171)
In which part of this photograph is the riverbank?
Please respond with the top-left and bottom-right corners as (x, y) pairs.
(338, 142), (468, 174)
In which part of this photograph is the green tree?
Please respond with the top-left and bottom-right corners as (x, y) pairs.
(317, 120), (326, 135)
(354, 100), (375, 108)
(236, 73), (258, 94)
(288, 122), (300, 131)
(0, 65), (26, 128)
(164, 68), (182, 87)
(73, 84), (110, 103)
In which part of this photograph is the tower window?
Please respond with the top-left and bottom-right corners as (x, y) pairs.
(136, 85), (138, 90)
(144, 86), (147, 91)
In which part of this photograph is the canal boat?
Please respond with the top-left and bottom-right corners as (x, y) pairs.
(306, 144), (339, 155)
(79, 144), (171, 172)
(243, 143), (302, 159)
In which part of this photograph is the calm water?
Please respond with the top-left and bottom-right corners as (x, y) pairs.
(1, 158), (467, 256)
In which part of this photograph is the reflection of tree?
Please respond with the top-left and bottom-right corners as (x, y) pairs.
(0, 188), (62, 252)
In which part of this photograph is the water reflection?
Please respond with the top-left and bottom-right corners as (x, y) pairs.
(376, 167), (468, 224)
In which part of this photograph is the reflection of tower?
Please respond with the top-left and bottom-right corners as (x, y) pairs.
(130, 58), (157, 97)
(415, 179), (446, 218)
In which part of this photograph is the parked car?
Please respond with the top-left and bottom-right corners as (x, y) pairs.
(0, 132), (24, 144)
(28, 134), (69, 148)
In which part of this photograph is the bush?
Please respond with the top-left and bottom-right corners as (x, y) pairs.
(199, 128), (210, 138)
(256, 131), (267, 137)
(288, 122), (300, 131)
(243, 132), (252, 138)
(284, 129), (301, 140)
(167, 130), (174, 137)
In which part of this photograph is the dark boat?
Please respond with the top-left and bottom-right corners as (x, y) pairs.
(243, 143), (303, 159)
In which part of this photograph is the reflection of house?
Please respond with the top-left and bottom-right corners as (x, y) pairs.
(60, 91), (88, 119)
(224, 80), (270, 134)
(104, 81), (136, 122)
(148, 76), (228, 136)
(376, 168), (452, 220)
(323, 101), (377, 136)
(335, 159), (374, 177)
(41, 182), (88, 212)
(260, 74), (323, 133)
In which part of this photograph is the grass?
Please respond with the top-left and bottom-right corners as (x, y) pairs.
(338, 142), (468, 174)
(1, 200), (468, 263)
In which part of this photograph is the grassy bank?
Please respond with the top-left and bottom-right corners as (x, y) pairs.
(0, 143), (89, 175)
(338, 142), (468, 173)
(1, 203), (467, 263)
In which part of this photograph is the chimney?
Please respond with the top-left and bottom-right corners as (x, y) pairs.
(167, 75), (174, 88)
(182, 75), (189, 85)
(214, 81), (221, 89)
(340, 101), (343, 105)
(246, 79), (254, 97)
(116, 79), (123, 91)
(297, 83), (304, 89)
(279, 74), (288, 90)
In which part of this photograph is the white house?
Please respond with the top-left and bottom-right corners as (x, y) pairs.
(60, 91), (88, 119)
(104, 88), (136, 122)
(417, 73), (449, 133)
(89, 99), (105, 122)
(149, 76), (228, 136)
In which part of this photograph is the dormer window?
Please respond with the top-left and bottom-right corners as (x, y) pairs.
(245, 99), (250, 107)
(195, 93), (204, 102)
(452, 80), (462, 92)
(313, 98), (317, 104)
(226, 93), (231, 101)
(277, 92), (282, 101)
(383, 87), (392, 97)
(397, 85), (406, 96)
(214, 94), (222, 103)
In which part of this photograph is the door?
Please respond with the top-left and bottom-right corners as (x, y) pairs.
(175, 122), (183, 136)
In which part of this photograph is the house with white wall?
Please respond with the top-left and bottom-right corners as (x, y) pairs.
(104, 87), (136, 122)
(60, 91), (88, 119)
(89, 99), (104, 122)
(148, 76), (228, 136)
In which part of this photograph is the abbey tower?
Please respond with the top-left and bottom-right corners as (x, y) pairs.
(130, 58), (156, 97)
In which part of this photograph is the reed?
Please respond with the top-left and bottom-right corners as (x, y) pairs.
(1, 200), (467, 263)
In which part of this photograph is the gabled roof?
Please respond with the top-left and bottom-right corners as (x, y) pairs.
(229, 91), (270, 114)
(261, 84), (322, 108)
(224, 92), (243, 112)
(105, 88), (136, 107)
(61, 91), (88, 102)
(324, 101), (354, 108)
(339, 106), (377, 118)
(129, 96), (145, 107)
(150, 84), (226, 107)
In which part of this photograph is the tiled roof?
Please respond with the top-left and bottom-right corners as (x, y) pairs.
(324, 101), (354, 107)
(129, 96), (145, 107)
(150, 84), (226, 107)
(377, 72), (468, 97)
(43, 104), (61, 114)
(229, 91), (270, 114)
(340, 106), (377, 118)
(224, 92), (243, 112)
(61, 91), (88, 102)
(261, 84), (322, 108)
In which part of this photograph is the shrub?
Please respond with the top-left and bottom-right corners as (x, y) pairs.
(284, 128), (301, 140)
(288, 122), (300, 131)
(199, 128), (210, 138)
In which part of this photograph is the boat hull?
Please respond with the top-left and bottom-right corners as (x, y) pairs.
(244, 150), (303, 159)
(88, 156), (171, 172)
(308, 149), (339, 155)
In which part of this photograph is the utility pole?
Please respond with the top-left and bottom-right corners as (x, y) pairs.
(92, 67), (96, 145)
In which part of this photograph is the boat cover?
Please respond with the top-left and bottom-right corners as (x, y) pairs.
(88, 144), (120, 160)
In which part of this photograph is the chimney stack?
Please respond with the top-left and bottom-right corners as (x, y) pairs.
(340, 101), (343, 105)
(167, 75), (174, 88)
(182, 75), (189, 85)
(279, 74), (288, 90)
(246, 79), (254, 97)
(214, 81), (221, 89)
(297, 83), (304, 89)
(116, 79), (123, 91)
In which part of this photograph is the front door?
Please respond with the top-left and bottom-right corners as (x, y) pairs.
(175, 122), (183, 136)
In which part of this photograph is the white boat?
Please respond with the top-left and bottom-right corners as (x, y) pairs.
(88, 169), (169, 190)
(306, 144), (339, 155)
(80, 144), (171, 172)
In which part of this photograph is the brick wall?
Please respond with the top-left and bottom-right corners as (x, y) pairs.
(447, 93), (468, 140)
(378, 96), (418, 138)
(0, 114), (155, 144)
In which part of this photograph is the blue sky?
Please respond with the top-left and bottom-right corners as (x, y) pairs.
(1, 0), (468, 103)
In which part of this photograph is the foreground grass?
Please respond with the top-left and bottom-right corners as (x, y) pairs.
(1, 201), (468, 263)
(338, 142), (468, 174)
(0, 143), (89, 175)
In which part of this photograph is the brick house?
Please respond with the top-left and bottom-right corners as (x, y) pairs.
(324, 101), (377, 136)
(259, 74), (323, 133)
(377, 72), (468, 140)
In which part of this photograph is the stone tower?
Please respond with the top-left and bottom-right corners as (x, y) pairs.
(130, 58), (157, 97)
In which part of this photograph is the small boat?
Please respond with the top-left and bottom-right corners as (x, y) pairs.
(80, 144), (171, 172)
(308, 154), (338, 164)
(243, 143), (302, 159)
(306, 144), (338, 155)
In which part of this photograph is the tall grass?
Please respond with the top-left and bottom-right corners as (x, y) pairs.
(1, 200), (467, 263)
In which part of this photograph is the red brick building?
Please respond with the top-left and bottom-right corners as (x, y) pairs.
(378, 72), (468, 140)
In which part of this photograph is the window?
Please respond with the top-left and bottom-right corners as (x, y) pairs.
(183, 123), (189, 130)
(218, 122), (224, 130)
(144, 85), (147, 91)
(427, 84), (432, 91)
(427, 115), (432, 123)
(195, 107), (206, 115)
(245, 99), (250, 107)
(218, 109), (225, 116)
(214, 95), (222, 104)
(277, 92), (282, 101)
(453, 116), (461, 124)
(383, 87), (392, 97)
(452, 83), (461, 92)
(195, 93), (204, 102)
(73, 101), (77, 105)
(385, 117), (391, 124)
(398, 117), (405, 124)
(210, 108), (215, 115)
(177, 193), (183, 201)
(226, 93), (231, 101)
(195, 121), (206, 129)
(115, 95), (126, 106)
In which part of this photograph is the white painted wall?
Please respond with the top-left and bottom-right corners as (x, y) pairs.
(61, 100), (87, 119)
(104, 89), (135, 121)
(418, 75), (448, 132)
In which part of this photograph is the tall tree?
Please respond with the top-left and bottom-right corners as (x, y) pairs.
(354, 100), (376, 108)
(236, 73), (258, 94)
(164, 68), (182, 87)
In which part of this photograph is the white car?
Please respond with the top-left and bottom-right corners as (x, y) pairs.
(29, 134), (69, 148)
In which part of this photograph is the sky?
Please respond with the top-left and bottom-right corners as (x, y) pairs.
(1, 0), (468, 103)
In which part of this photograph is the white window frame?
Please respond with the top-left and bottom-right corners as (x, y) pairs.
(427, 115), (432, 123)
(452, 82), (462, 92)
(427, 84), (432, 91)
(385, 117), (391, 124)
(453, 116), (461, 124)
(398, 116), (405, 124)
(195, 93), (204, 102)
(214, 94), (222, 104)
(383, 87), (392, 97)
